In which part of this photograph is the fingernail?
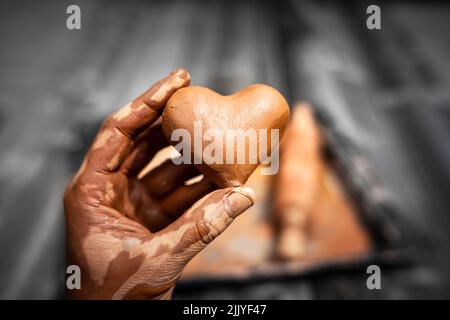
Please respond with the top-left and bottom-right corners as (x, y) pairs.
(224, 186), (256, 218)
(171, 68), (190, 81)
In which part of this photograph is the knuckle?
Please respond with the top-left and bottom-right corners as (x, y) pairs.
(194, 219), (214, 245)
(101, 115), (114, 130)
(142, 96), (161, 110)
(104, 115), (133, 139)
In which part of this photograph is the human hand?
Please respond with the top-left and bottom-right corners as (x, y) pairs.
(64, 69), (255, 299)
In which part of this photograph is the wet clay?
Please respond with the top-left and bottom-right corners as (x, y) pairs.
(161, 84), (290, 188)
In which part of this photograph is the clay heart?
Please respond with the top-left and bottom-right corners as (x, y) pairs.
(162, 84), (290, 188)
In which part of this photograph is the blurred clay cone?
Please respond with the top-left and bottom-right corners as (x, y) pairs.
(273, 103), (323, 260)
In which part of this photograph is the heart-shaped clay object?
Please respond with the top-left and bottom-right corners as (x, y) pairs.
(162, 84), (290, 188)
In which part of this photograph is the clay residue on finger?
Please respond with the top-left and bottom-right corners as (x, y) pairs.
(112, 102), (133, 121)
(142, 68), (191, 110)
(91, 129), (114, 150)
(106, 153), (120, 171)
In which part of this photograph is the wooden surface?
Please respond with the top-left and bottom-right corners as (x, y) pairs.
(0, 0), (449, 299)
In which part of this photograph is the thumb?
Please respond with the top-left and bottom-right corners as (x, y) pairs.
(194, 186), (255, 244)
(164, 186), (255, 263)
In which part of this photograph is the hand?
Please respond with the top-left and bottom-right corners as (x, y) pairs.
(64, 69), (255, 299)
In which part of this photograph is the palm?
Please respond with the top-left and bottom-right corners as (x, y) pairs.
(66, 161), (222, 300)
(107, 170), (205, 233)
(106, 173), (162, 231)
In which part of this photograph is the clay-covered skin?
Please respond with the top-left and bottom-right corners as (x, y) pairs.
(64, 69), (255, 299)
(162, 84), (290, 188)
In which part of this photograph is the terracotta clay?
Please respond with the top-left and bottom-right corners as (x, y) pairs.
(162, 84), (290, 188)
(273, 104), (323, 260)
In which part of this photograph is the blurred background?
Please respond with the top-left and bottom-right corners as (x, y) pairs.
(0, 0), (449, 299)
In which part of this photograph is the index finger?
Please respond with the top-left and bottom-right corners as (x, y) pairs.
(87, 68), (190, 173)
(113, 68), (190, 139)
